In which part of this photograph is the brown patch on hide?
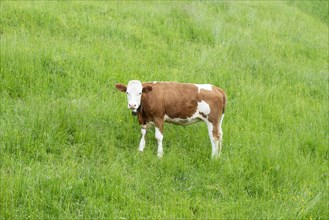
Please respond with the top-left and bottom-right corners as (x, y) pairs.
(136, 82), (226, 129)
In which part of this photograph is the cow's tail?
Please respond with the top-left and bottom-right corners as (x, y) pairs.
(215, 87), (226, 114)
(222, 90), (226, 114)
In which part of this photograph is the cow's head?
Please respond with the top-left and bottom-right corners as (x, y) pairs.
(115, 80), (152, 114)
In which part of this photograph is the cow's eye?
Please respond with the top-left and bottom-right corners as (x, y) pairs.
(126, 92), (129, 95)
(139, 92), (142, 95)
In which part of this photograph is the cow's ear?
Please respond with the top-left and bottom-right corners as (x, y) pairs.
(142, 85), (153, 93)
(115, 83), (127, 93)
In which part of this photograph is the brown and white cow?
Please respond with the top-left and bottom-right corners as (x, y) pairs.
(115, 80), (226, 159)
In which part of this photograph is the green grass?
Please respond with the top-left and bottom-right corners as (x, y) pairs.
(1, 1), (328, 219)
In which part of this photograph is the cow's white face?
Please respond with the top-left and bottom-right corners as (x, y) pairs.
(126, 80), (143, 112)
(115, 80), (152, 114)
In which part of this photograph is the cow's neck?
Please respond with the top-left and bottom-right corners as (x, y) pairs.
(137, 104), (142, 115)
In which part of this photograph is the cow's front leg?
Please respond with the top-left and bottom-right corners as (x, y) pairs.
(154, 119), (164, 158)
(138, 128), (147, 152)
(155, 127), (163, 158)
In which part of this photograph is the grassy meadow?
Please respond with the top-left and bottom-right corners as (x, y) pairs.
(1, 1), (328, 219)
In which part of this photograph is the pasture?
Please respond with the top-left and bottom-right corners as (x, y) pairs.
(1, 1), (328, 219)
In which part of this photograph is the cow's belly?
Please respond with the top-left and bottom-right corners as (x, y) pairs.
(164, 114), (202, 126)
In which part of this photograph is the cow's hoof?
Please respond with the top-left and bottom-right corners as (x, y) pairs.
(157, 152), (163, 158)
(211, 154), (220, 159)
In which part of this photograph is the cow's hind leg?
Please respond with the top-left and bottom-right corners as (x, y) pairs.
(206, 120), (220, 159)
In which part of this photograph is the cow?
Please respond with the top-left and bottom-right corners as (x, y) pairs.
(115, 80), (226, 159)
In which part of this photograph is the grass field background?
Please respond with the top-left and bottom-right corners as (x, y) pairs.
(1, 1), (328, 219)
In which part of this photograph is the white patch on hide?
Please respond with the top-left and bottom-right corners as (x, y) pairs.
(164, 101), (210, 125)
(195, 84), (213, 93)
(198, 100), (210, 116)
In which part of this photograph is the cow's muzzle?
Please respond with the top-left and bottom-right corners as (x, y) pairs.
(131, 108), (138, 116)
